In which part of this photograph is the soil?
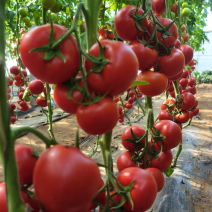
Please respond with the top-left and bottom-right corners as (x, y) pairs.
(1, 84), (212, 212)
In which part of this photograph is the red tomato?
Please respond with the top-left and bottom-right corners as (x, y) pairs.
(192, 108), (199, 116)
(125, 103), (133, 109)
(179, 78), (188, 88)
(20, 24), (80, 84)
(158, 110), (173, 121)
(117, 167), (157, 212)
(7, 87), (11, 93)
(188, 86), (196, 95)
(166, 82), (174, 92)
(153, 120), (182, 150)
(175, 39), (181, 49)
(9, 103), (16, 111)
(7, 77), (13, 86)
(147, 18), (178, 51)
(118, 106), (123, 114)
(14, 80), (23, 87)
(10, 65), (20, 75)
(180, 92), (195, 110)
(119, 113), (124, 119)
(148, 150), (173, 172)
(113, 97), (119, 103)
(169, 90), (175, 98)
(89, 179), (106, 210)
(129, 41), (157, 70)
(15, 144), (37, 185)
(76, 97), (119, 135)
(107, 31), (114, 39)
(170, 2), (178, 13)
(146, 168), (165, 192)
(7, 93), (11, 100)
(33, 145), (102, 212)
(18, 92), (24, 100)
(181, 88), (189, 94)
(188, 111), (194, 119)
(98, 28), (107, 36)
(54, 80), (92, 114)
(154, 0), (166, 14)
(19, 105), (29, 112)
(175, 111), (190, 123)
(119, 118), (124, 123)
(181, 69), (189, 78)
(194, 100), (198, 107)
(121, 126), (146, 152)
(188, 77), (195, 86)
(10, 116), (17, 124)
(151, 0), (156, 13)
(181, 24), (186, 32)
(85, 40), (138, 96)
(36, 97), (47, 107)
(117, 151), (141, 172)
(136, 92), (143, 98)
(22, 69), (27, 77)
(137, 71), (168, 97)
(177, 123), (182, 130)
(161, 99), (175, 111)
(157, 48), (185, 78)
(129, 90), (134, 97)
(19, 100), (28, 107)
(128, 97), (134, 104)
(29, 80), (44, 95)
(168, 69), (183, 81)
(114, 5), (148, 41)
(180, 45), (193, 65)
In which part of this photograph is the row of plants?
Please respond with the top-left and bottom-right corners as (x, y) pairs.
(0, 0), (205, 212)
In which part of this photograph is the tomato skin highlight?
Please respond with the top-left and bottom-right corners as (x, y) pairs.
(129, 41), (157, 70)
(137, 71), (168, 97)
(117, 167), (157, 212)
(33, 145), (102, 212)
(76, 97), (119, 135)
(20, 24), (80, 84)
(121, 126), (146, 152)
(154, 120), (182, 150)
(146, 168), (165, 192)
(114, 5), (148, 41)
(85, 40), (138, 96)
(157, 48), (185, 78)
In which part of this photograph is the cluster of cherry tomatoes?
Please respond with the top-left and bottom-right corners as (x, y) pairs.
(98, 26), (115, 40)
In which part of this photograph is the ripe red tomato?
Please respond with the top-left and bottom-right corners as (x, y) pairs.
(9, 103), (16, 111)
(85, 40), (138, 96)
(181, 69), (189, 78)
(192, 108), (199, 116)
(170, 2), (178, 13)
(188, 111), (194, 119)
(76, 97), (119, 135)
(168, 69), (183, 81)
(169, 90), (175, 98)
(7, 87), (11, 93)
(161, 99), (175, 111)
(7, 77), (13, 86)
(128, 97), (134, 104)
(158, 110), (173, 121)
(181, 88), (189, 94)
(151, 0), (156, 13)
(89, 179), (106, 210)
(20, 24), (80, 84)
(117, 167), (157, 212)
(188, 77), (195, 86)
(194, 100), (198, 107)
(114, 5), (148, 41)
(148, 150), (173, 171)
(166, 82), (174, 92)
(154, 0), (166, 14)
(129, 90), (134, 97)
(14, 80), (23, 87)
(129, 41), (157, 70)
(119, 113), (124, 119)
(33, 145), (102, 212)
(19, 105), (29, 112)
(107, 31), (114, 39)
(157, 48), (185, 78)
(121, 126), (146, 152)
(119, 118), (124, 123)
(153, 120), (182, 150)
(113, 97), (119, 103)
(10, 66), (20, 75)
(180, 92), (195, 110)
(36, 97), (47, 107)
(54, 80), (91, 114)
(19, 100), (28, 107)
(29, 80), (44, 95)
(15, 144), (37, 185)
(22, 69), (27, 77)
(98, 27), (107, 36)
(148, 18), (178, 50)
(125, 103), (133, 109)
(179, 78), (188, 88)
(7, 93), (11, 100)
(180, 45), (193, 65)
(146, 168), (165, 192)
(188, 86), (196, 95)
(10, 116), (17, 124)
(137, 71), (168, 97)
(175, 111), (190, 123)
(175, 39), (181, 49)
(117, 151), (141, 172)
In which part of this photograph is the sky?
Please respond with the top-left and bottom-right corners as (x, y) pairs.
(204, 8), (212, 32)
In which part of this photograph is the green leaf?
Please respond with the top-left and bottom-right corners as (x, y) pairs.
(23, 88), (30, 102)
(131, 81), (149, 87)
(52, 84), (56, 90)
(164, 166), (174, 177)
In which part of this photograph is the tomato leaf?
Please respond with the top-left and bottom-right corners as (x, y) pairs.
(23, 88), (30, 101)
(131, 81), (149, 87)
(164, 166), (174, 177)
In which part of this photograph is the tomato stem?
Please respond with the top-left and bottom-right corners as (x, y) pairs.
(145, 96), (154, 126)
(119, 95), (132, 126)
(171, 139), (182, 168)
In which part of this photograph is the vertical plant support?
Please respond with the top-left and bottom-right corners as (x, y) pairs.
(0, 1), (25, 212)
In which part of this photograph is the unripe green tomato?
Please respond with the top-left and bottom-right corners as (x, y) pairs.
(19, 8), (28, 17)
(182, 8), (191, 17)
(22, 16), (30, 24)
(180, 0), (184, 6)
(50, 0), (62, 13)
(41, 0), (56, 9)
(67, 15), (72, 22)
(26, 22), (32, 28)
(171, 11), (175, 18)
(60, 20), (66, 26)
(51, 13), (57, 21)
(182, 2), (188, 8)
